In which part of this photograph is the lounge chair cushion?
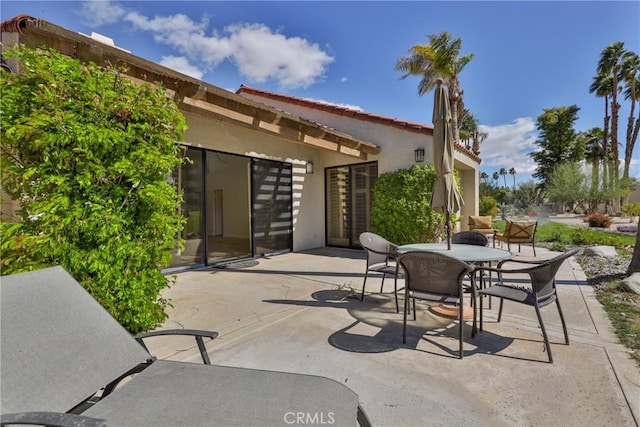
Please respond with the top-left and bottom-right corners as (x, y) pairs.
(84, 361), (359, 426)
(1, 266), (151, 414)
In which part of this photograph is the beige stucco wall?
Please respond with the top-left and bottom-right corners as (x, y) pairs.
(1, 187), (20, 223)
(238, 94), (480, 231)
(182, 111), (360, 251)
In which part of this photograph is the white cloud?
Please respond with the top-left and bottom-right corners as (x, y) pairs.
(79, 1), (126, 27)
(340, 77), (348, 83)
(226, 23), (333, 89)
(478, 117), (538, 178)
(121, 12), (333, 89)
(159, 56), (203, 80)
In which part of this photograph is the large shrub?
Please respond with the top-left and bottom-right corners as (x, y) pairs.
(479, 195), (498, 216)
(371, 165), (453, 245)
(585, 213), (613, 229)
(0, 46), (187, 333)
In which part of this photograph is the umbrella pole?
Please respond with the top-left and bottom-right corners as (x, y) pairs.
(446, 212), (451, 250)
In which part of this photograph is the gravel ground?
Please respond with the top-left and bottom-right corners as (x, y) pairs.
(575, 249), (631, 285)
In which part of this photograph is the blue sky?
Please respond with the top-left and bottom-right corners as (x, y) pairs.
(2, 1), (639, 184)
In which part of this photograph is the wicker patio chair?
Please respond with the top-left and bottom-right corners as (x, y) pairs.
(359, 232), (404, 313)
(397, 251), (476, 359)
(475, 248), (580, 363)
(451, 230), (490, 247)
(452, 230), (493, 306)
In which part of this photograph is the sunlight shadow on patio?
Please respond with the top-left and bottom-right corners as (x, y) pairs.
(265, 290), (515, 358)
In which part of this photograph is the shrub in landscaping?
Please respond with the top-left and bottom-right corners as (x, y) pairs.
(479, 195), (498, 216)
(371, 165), (452, 245)
(0, 46), (187, 333)
(617, 224), (638, 234)
(621, 203), (640, 221)
(585, 213), (613, 228)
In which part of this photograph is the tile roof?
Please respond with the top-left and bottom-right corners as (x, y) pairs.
(237, 85), (480, 163)
(0, 15), (381, 159)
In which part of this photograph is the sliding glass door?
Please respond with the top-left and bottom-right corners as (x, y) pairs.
(251, 158), (293, 256)
(169, 148), (293, 268)
(326, 162), (377, 248)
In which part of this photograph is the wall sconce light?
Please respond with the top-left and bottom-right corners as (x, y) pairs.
(306, 161), (314, 174)
(414, 148), (425, 163)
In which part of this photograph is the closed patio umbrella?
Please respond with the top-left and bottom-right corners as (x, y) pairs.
(430, 78), (463, 250)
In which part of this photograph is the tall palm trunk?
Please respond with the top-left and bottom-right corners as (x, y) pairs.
(627, 215), (640, 274)
(448, 81), (461, 143)
(624, 82), (638, 179)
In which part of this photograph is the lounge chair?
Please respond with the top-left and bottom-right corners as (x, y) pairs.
(1, 266), (371, 426)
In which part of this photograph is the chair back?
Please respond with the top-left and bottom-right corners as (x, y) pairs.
(505, 220), (537, 240)
(528, 249), (580, 301)
(359, 232), (396, 266)
(468, 215), (493, 231)
(397, 251), (474, 297)
(1, 266), (152, 414)
(451, 231), (489, 246)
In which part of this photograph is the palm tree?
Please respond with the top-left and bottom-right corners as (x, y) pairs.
(508, 167), (517, 191)
(492, 171), (500, 187)
(395, 31), (474, 143)
(589, 72), (613, 190)
(622, 51), (640, 179)
(479, 171), (489, 183)
(459, 109), (488, 155)
(583, 127), (605, 212)
(499, 168), (507, 187)
(596, 42), (627, 186)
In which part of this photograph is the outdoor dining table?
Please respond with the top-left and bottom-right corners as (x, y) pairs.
(396, 242), (515, 263)
(395, 243), (515, 319)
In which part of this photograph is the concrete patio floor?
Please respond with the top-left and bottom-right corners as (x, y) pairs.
(146, 245), (639, 426)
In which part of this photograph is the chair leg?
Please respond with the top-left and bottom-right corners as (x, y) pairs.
(380, 273), (386, 293)
(479, 287), (483, 332)
(360, 271), (369, 301)
(472, 293), (477, 338)
(403, 292), (409, 344)
(394, 275), (399, 313)
(458, 303), (464, 359)
(556, 297), (570, 344)
(412, 299), (417, 320)
(497, 299), (504, 322)
(534, 303), (553, 363)
(532, 242), (537, 257)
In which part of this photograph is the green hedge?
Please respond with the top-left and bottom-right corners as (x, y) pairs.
(371, 165), (456, 245)
(0, 46), (187, 333)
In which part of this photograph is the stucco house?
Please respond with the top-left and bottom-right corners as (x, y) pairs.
(1, 15), (480, 271)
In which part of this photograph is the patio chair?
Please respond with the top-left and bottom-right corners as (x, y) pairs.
(451, 230), (489, 247)
(359, 231), (403, 312)
(397, 251), (476, 359)
(1, 266), (371, 427)
(493, 219), (538, 256)
(475, 248), (580, 363)
(452, 230), (490, 304)
(468, 215), (495, 236)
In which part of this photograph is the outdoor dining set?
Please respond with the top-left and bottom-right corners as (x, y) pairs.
(358, 217), (577, 363)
